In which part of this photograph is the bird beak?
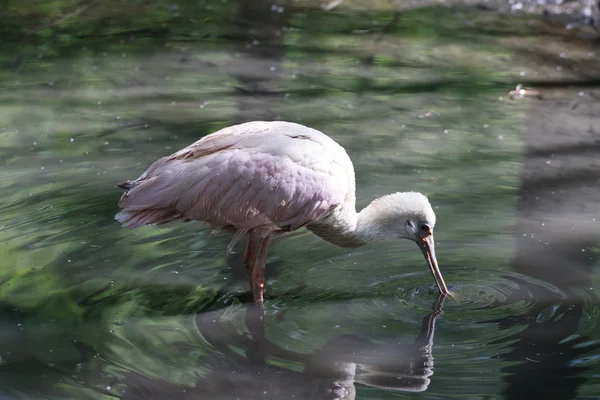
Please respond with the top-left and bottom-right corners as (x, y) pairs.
(417, 235), (449, 295)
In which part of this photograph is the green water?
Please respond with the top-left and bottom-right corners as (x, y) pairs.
(1, 1), (599, 399)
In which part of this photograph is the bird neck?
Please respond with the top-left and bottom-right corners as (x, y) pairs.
(307, 199), (390, 248)
(354, 199), (394, 244)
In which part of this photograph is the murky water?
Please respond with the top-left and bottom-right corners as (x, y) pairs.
(1, 1), (599, 399)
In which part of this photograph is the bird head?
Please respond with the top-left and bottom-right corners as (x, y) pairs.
(366, 192), (448, 295)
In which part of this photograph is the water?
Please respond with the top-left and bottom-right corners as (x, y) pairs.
(1, 1), (599, 399)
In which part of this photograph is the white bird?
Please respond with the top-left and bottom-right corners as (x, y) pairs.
(115, 121), (448, 303)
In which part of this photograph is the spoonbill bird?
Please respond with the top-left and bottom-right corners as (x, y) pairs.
(116, 121), (448, 303)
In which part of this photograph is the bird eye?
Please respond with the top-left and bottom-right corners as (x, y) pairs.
(406, 220), (414, 228)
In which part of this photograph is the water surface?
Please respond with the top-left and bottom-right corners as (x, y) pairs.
(1, 1), (599, 399)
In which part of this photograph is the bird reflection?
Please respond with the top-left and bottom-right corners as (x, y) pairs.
(122, 295), (445, 400)
(302, 297), (444, 397)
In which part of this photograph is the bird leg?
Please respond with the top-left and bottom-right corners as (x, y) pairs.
(243, 236), (258, 289)
(251, 233), (273, 304)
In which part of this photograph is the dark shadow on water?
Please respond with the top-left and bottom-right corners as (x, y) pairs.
(120, 294), (446, 400)
(492, 89), (600, 400)
(230, 0), (290, 125)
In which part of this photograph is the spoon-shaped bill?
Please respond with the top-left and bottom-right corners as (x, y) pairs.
(417, 235), (448, 295)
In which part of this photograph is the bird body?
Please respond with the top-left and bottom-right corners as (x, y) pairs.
(116, 121), (448, 302)
(117, 121), (352, 247)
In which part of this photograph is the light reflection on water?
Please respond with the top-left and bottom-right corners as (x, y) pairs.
(0, 1), (599, 399)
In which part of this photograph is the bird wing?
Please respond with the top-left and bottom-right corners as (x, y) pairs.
(117, 121), (352, 245)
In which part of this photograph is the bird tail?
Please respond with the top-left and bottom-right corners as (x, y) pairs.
(115, 208), (184, 228)
(116, 180), (137, 190)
